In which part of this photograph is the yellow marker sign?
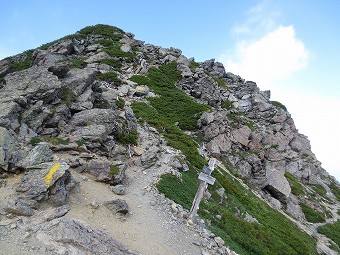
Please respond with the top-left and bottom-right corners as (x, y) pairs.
(44, 162), (60, 187)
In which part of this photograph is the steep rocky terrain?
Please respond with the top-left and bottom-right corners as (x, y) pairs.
(0, 24), (340, 255)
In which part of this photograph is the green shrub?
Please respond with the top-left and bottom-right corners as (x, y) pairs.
(94, 99), (111, 109)
(329, 182), (340, 201)
(28, 136), (42, 146)
(98, 58), (122, 70)
(212, 76), (227, 88)
(76, 139), (86, 147)
(96, 72), (121, 85)
(157, 167), (318, 255)
(70, 58), (87, 68)
(102, 43), (134, 62)
(221, 100), (232, 110)
(96, 38), (114, 47)
(338, 209), (340, 216)
(309, 183), (328, 198)
(114, 130), (138, 145)
(134, 62), (210, 130)
(116, 97), (125, 109)
(8, 50), (34, 73)
(317, 220), (340, 247)
(46, 137), (69, 145)
(78, 24), (124, 41)
(109, 165), (120, 177)
(189, 61), (200, 69)
(59, 85), (75, 106)
(270, 101), (287, 111)
(300, 203), (326, 223)
(284, 172), (305, 196)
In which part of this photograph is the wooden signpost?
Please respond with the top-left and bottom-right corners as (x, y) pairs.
(189, 158), (216, 220)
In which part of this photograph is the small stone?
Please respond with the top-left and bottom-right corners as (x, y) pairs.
(214, 236), (225, 247)
(112, 185), (126, 195)
(90, 201), (99, 209)
(104, 199), (129, 215)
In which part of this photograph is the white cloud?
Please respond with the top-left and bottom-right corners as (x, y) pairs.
(220, 25), (309, 87)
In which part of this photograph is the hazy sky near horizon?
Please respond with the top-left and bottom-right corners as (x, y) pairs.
(1, 0), (339, 181)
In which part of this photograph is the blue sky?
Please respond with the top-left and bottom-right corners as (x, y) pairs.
(1, 0), (339, 181)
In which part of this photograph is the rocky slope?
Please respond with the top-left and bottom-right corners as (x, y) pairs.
(0, 24), (339, 255)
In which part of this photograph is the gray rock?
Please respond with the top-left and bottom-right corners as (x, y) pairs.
(231, 126), (251, 146)
(35, 217), (136, 254)
(47, 64), (70, 78)
(63, 67), (97, 96)
(290, 135), (311, 152)
(48, 39), (75, 55)
(16, 162), (73, 207)
(134, 85), (149, 96)
(83, 159), (126, 184)
(85, 51), (111, 63)
(112, 185), (126, 195)
(0, 127), (20, 172)
(17, 144), (53, 169)
(105, 199), (129, 215)
(206, 134), (232, 157)
(32, 49), (66, 66)
(69, 108), (118, 134)
(264, 162), (291, 204)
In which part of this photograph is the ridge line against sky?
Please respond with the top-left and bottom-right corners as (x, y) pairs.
(1, 0), (339, 181)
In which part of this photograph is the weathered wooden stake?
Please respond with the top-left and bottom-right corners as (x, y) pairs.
(189, 158), (216, 220)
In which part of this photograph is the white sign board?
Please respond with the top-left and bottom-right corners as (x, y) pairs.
(198, 172), (216, 185)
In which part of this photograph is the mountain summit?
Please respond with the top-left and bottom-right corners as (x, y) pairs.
(0, 24), (339, 255)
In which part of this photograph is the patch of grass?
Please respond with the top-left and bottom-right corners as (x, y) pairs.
(284, 172), (305, 196)
(221, 100), (232, 110)
(28, 136), (42, 146)
(158, 167), (318, 255)
(189, 61), (200, 69)
(131, 62), (210, 130)
(270, 101), (287, 111)
(309, 184), (328, 198)
(96, 72), (121, 85)
(46, 137), (69, 145)
(96, 38), (114, 47)
(245, 121), (256, 131)
(212, 76), (227, 88)
(157, 171), (199, 209)
(98, 58), (122, 70)
(114, 130), (138, 145)
(76, 139), (86, 147)
(70, 58), (87, 68)
(329, 181), (340, 201)
(329, 241), (340, 254)
(103, 43), (134, 62)
(116, 97), (125, 109)
(300, 203), (326, 223)
(109, 165), (120, 177)
(78, 24), (124, 41)
(94, 99), (111, 109)
(59, 85), (75, 106)
(338, 209), (340, 216)
(8, 50), (34, 73)
(317, 220), (340, 247)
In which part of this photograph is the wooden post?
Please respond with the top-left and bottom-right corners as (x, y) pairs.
(189, 158), (216, 220)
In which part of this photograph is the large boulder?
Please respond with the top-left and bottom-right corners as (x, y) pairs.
(63, 67), (97, 96)
(35, 217), (136, 255)
(15, 162), (74, 207)
(82, 158), (126, 184)
(0, 127), (21, 172)
(16, 144), (53, 169)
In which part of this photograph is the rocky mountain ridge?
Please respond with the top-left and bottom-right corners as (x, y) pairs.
(0, 24), (339, 255)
